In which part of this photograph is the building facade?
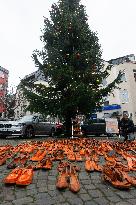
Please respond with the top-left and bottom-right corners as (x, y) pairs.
(14, 70), (46, 119)
(97, 54), (136, 124)
(0, 66), (9, 118)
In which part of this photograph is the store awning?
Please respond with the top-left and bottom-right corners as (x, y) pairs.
(102, 104), (121, 111)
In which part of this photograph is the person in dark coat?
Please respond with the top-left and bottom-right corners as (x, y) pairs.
(119, 113), (134, 141)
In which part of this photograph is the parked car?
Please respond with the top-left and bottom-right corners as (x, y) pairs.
(0, 115), (58, 138)
(81, 118), (106, 137)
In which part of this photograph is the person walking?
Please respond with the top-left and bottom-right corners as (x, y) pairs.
(119, 113), (134, 141)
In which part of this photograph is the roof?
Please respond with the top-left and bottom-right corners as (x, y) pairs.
(108, 54), (135, 65)
(0, 66), (9, 74)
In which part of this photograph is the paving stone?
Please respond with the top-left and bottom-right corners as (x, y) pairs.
(47, 180), (56, 185)
(62, 190), (77, 199)
(107, 196), (121, 203)
(1, 203), (13, 205)
(78, 187), (88, 194)
(67, 197), (83, 205)
(79, 173), (90, 180)
(126, 199), (136, 205)
(79, 193), (91, 201)
(91, 179), (102, 184)
(48, 190), (61, 197)
(48, 184), (56, 191)
(27, 184), (36, 190)
(81, 179), (91, 185)
(26, 188), (38, 196)
(84, 201), (98, 205)
(37, 173), (48, 180)
(3, 190), (15, 201)
(116, 191), (134, 199)
(38, 186), (48, 193)
(48, 170), (57, 176)
(12, 196), (33, 205)
(83, 184), (96, 190)
(56, 203), (70, 205)
(48, 176), (56, 181)
(88, 189), (103, 198)
(15, 190), (27, 199)
(0, 193), (5, 201)
(115, 202), (132, 205)
(94, 197), (110, 205)
(32, 178), (37, 183)
(36, 180), (48, 188)
(101, 188), (116, 197)
(52, 195), (66, 203)
(34, 198), (55, 205)
(35, 192), (51, 200)
(90, 173), (101, 179)
(130, 189), (136, 197)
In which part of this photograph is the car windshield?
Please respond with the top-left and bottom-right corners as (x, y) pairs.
(17, 115), (36, 123)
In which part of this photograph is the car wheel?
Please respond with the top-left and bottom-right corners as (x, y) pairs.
(50, 127), (55, 137)
(24, 126), (35, 138)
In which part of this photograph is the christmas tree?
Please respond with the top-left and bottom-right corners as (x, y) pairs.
(21, 0), (122, 136)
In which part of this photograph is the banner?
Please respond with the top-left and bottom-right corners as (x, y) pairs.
(105, 118), (119, 134)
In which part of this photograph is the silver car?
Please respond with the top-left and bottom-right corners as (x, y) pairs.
(0, 115), (56, 138)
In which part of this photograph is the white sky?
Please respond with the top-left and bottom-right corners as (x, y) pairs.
(0, 0), (136, 91)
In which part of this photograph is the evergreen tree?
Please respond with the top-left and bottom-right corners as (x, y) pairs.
(21, 0), (122, 136)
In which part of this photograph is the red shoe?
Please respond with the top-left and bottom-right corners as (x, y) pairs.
(69, 166), (80, 193)
(16, 168), (33, 186)
(3, 168), (22, 184)
(56, 167), (69, 189)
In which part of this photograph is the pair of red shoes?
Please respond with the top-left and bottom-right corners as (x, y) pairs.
(56, 165), (80, 193)
(3, 167), (33, 186)
(102, 165), (131, 189)
(33, 158), (53, 170)
(85, 159), (102, 172)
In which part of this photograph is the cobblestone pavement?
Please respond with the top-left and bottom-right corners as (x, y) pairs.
(0, 137), (136, 205)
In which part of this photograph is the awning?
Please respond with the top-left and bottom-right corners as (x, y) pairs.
(102, 104), (121, 111)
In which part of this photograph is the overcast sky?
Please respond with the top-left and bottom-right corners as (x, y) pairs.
(0, 0), (136, 91)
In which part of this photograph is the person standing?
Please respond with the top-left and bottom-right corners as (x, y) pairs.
(119, 113), (134, 141)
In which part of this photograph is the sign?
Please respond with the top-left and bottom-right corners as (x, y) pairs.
(105, 118), (119, 134)
(90, 114), (97, 120)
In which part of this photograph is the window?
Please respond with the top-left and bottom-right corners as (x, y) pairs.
(102, 79), (107, 86)
(104, 101), (109, 106)
(104, 113), (110, 118)
(119, 90), (129, 103)
(134, 72), (136, 82)
(120, 73), (126, 82)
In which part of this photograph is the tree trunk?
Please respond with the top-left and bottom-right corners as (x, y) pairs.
(65, 116), (72, 138)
